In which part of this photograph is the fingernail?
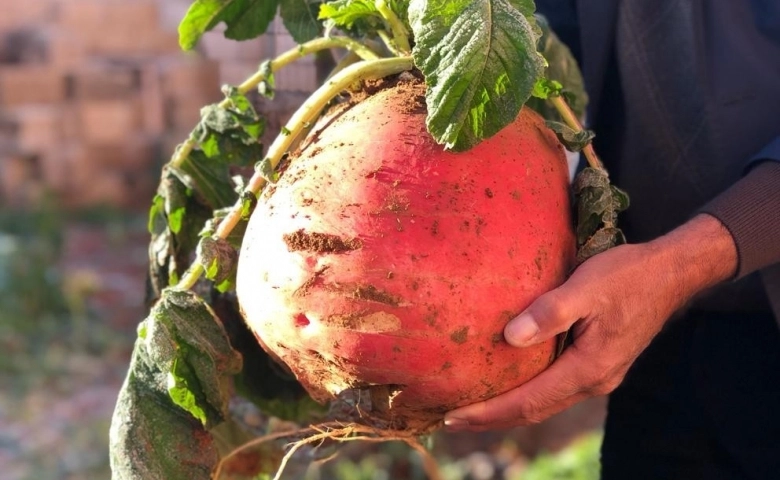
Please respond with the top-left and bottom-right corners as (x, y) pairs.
(443, 416), (469, 430)
(505, 313), (539, 347)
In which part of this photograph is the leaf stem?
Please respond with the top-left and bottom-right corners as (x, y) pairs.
(175, 56), (414, 291)
(375, 0), (411, 54)
(170, 37), (381, 170)
(377, 29), (401, 56)
(549, 95), (605, 172)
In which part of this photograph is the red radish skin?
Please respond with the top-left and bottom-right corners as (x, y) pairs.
(237, 80), (575, 428)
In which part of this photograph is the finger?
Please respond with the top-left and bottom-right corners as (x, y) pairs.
(504, 286), (586, 347)
(447, 391), (592, 432)
(444, 346), (590, 428)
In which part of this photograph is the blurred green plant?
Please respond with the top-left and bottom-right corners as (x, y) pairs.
(517, 432), (601, 480)
(0, 196), (67, 345)
(298, 431), (603, 480)
(0, 197), (141, 371)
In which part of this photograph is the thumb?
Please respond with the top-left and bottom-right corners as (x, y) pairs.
(504, 289), (581, 348)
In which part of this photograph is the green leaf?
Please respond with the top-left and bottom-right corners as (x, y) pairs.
(178, 0), (280, 50)
(532, 78), (563, 100)
(200, 133), (221, 158)
(218, 0), (280, 41)
(201, 104), (243, 133)
(318, 0), (382, 29)
(162, 174), (190, 234)
(109, 289), (242, 479)
(281, 0), (322, 43)
(222, 86), (252, 112)
(240, 190), (258, 219)
(194, 99), (265, 167)
(177, 150), (238, 209)
(168, 357), (209, 424)
(148, 194), (166, 234)
(178, 0), (226, 50)
(545, 120), (595, 152)
(148, 170), (214, 301)
(526, 14), (590, 121)
(508, 0), (535, 17)
(197, 236), (238, 285)
(409, 0), (545, 150)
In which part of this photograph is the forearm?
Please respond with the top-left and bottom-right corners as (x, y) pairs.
(699, 160), (780, 278)
(648, 214), (738, 307)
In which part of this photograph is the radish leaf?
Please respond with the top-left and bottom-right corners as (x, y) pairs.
(545, 121), (595, 152)
(280, 0), (323, 43)
(148, 170), (213, 294)
(110, 290), (242, 479)
(179, 0), (279, 50)
(198, 236), (238, 285)
(508, 0), (535, 17)
(532, 78), (563, 99)
(178, 151), (238, 209)
(573, 168), (630, 263)
(526, 14), (589, 121)
(318, 0), (410, 35)
(410, 0), (545, 151)
(319, 0), (381, 28)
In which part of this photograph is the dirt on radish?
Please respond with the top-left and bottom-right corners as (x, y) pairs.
(236, 75), (576, 431)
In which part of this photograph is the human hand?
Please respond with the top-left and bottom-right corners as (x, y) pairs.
(443, 214), (737, 431)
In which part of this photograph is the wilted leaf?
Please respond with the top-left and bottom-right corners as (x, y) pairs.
(572, 168), (630, 263)
(110, 290), (242, 479)
(576, 227), (626, 263)
(545, 121), (595, 152)
(257, 60), (275, 99)
(109, 347), (219, 480)
(198, 236), (238, 285)
(147, 170), (213, 301)
(199, 208), (248, 250)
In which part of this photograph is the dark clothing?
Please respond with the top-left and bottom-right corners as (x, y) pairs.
(536, 0), (780, 478)
(537, 1), (780, 299)
(602, 308), (780, 480)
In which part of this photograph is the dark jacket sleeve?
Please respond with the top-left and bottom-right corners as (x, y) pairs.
(699, 137), (780, 278)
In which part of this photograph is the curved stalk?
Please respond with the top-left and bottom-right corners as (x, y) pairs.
(175, 56), (414, 290)
(327, 50), (363, 80)
(170, 37), (381, 169)
(375, 0), (411, 53)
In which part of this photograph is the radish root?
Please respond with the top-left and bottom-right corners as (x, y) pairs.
(212, 421), (443, 480)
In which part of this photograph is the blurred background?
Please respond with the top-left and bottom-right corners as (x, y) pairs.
(0, 0), (605, 478)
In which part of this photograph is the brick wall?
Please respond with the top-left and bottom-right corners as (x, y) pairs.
(0, 0), (318, 209)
